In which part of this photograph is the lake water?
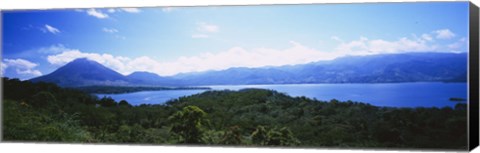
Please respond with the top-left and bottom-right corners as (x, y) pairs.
(96, 82), (467, 108)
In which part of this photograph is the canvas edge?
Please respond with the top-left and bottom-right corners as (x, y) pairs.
(469, 1), (480, 151)
(0, 1), (476, 152)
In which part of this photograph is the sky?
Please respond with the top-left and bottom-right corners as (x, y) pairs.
(1, 2), (470, 80)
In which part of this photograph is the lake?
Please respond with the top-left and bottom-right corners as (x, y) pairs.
(96, 82), (467, 107)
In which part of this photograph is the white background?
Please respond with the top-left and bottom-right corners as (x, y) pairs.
(0, 0), (478, 153)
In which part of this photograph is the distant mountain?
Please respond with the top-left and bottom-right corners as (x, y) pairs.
(30, 59), (182, 87)
(173, 67), (296, 85)
(29, 52), (468, 87)
(126, 71), (182, 86)
(173, 52), (468, 85)
(30, 58), (131, 87)
(127, 71), (163, 81)
(287, 52), (468, 83)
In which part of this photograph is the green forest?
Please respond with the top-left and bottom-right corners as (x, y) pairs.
(74, 85), (210, 94)
(2, 77), (467, 150)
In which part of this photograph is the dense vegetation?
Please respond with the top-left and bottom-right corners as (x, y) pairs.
(73, 85), (210, 94)
(2, 77), (467, 150)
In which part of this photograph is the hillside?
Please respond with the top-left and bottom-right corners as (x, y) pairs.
(175, 52), (467, 85)
(127, 71), (182, 86)
(2, 77), (468, 149)
(30, 58), (131, 87)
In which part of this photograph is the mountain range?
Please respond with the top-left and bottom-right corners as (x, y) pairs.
(29, 52), (468, 87)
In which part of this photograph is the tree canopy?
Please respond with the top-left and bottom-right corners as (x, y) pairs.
(1, 77), (468, 149)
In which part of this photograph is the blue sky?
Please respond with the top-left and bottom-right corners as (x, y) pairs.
(1, 2), (470, 80)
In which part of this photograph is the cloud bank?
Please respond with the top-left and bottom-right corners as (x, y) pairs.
(434, 29), (456, 39)
(3, 58), (42, 77)
(332, 29), (463, 55)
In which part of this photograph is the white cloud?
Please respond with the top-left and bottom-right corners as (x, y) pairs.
(121, 8), (141, 13)
(434, 29), (456, 39)
(43, 24), (60, 34)
(46, 42), (341, 76)
(86, 9), (109, 19)
(3, 58), (42, 77)
(192, 22), (219, 39)
(4, 59), (38, 69)
(1, 62), (7, 75)
(448, 37), (467, 51)
(197, 22), (219, 33)
(334, 35), (442, 55)
(102, 28), (126, 39)
(16, 69), (42, 76)
(47, 49), (159, 75)
(103, 28), (118, 33)
(44, 29), (463, 77)
(176, 41), (340, 71)
(105, 8), (141, 14)
(107, 9), (116, 13)
(47, 49), (130, 72)
(421, 34), (433, 42)
(191, 34), (209, 38)
(162, 7), (176, 12)
(80, 8), (140, 19)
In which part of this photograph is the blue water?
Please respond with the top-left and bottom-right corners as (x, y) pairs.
(96, 82), (467, 107)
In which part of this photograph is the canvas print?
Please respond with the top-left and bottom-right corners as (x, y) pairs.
(1, 2), (471, 150)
